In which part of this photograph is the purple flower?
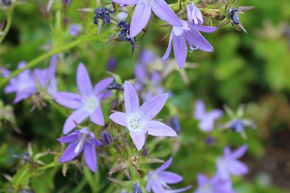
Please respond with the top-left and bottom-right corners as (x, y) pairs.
(58, 128), (101, 172)
(216, 145), (248, 180)
(146, 157), (192, 193)
(112, 0), (181, 38)
(69, 24), (82, 36)
(53, 63), (113, 134)
(4, 62), (37, 103)
(194, 174), (235, 193)
(109, 81), (177, 151)
(34, 55), (58, 95)
(0, 67), (10, 78)
(162, 3), (217, 68)
(194, 100), (223, 132)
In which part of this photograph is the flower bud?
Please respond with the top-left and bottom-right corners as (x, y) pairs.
(101, 131), (113, 145)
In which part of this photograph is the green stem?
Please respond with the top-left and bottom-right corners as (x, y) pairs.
(0, 6), (14, 44)
(0, 36), (98, 88)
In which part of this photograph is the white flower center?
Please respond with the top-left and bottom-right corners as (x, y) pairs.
(172, 20), (190, 36)
(82, 95), (99, 113)
(127, 113), (145, 132)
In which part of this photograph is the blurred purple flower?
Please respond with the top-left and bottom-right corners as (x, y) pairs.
(216, 145), (248, 180)
(109, 81), (176, 151)
(0, 67), (10, 78)
(112, 0), (181, 38)
(169, 116), (181, 134)
(228, 119), (255, 133)
(4, 62), (37, 103)
(146, 157), (192, 193)
(194, 174), (235, 193)
(162, 3), (217, 68)
(58, 128), (101, 172)
(53, 63), (113, 134)
(69, 24), (82, 36)
(34, 55), (58, 95)
(64, 0), (72, 6)
(194, 100), (223, 132)
(106, 57), (117, 71)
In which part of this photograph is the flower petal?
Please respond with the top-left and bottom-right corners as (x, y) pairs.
(147, 120), (177, 137)
(173, 35), (188, 68)
(84, 143), (97, 173)
(185, 28), (213, 52)
(228, 160), (248, 176)
(109, 112), (128, 127)
(112, 0), (136, 5)
(89, 106), (105, 126)
(77, 63), (93, 96)
(193, 25), (217, 33)
(58, 132), (79, 143)
(129, 131), (145, 151)
(152, 0), (181, 27)
(59, 142), (81, 162)
(194, 100), (206, 120)
(156, 157), (172, 173)
(63, 110), (90, 134)
(165, 185), (192, 193)
(124, 81), (140, 114)
(162, 32), (173, 62)
(130, 1), (152, 38)
(94, 77), (113, 94)
(150, 180), (165, 193)
(231, 145), (248, 159)
(140, 94), (168, 122)
(53, 92), (82, 109)
(197, 174), (209, 186)
(158, 171), (183, 184)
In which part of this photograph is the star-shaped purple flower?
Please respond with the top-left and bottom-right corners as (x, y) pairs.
(34, 55), (58, 95)
(194, 174), (236, 193)
(146, 157), (192, 193)
(53, 63), (113, 134)
(58, 127), (102, 172)
(162, 3), (217, 68)
(112, 0), (181, 38)
(109, 81), (177, 151)
(194, 100), (223, 132)
(216, 145), (248, 180)
(4, 62), (37, 103)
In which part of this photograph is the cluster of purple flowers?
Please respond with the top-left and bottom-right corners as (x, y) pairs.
(4, 55), (58, 103)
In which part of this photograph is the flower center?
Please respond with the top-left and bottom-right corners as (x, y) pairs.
(127, 113), (145, 132)
(83, 95), (99, 113)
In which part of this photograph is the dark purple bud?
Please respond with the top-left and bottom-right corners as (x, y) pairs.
(205, 136), (215, 145)
(228, 8), (240, 26)
(106, 81), (123, 91)
(133, 183), (142, 193)
(141, 148), (148, 156)
(101, 131), (113, 145)
(106, 57), (117, 71)
(94, 8), (114, 25)
(12, 152), (30, 163)
(110, 99), (118, 109)
(170, 116), (181, 134)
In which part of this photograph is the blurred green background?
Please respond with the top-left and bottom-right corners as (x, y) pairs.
(0, 0), (289, 192)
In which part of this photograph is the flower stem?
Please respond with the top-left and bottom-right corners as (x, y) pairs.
(0, 6), (14, 44)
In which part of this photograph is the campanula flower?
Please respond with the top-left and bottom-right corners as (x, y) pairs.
(34, 55), (58, 95)
(216, 145), (248, 180)
(0, 67), (10, 78)
(109, 81), (177, 151)
(4, 62), (37, 103)
(53, 63), (113, 134)
(162, 3), (217, 68)
(112, 0), (181, 38)
(58, 128), (102, 172)
(69, 24), (82, 36)
(146, 157), (192, 193)
(194, 100), (223, 132)
(194, 174), (236, 193)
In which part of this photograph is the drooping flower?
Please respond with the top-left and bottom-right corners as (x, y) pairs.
(69, 24), (82, 36)
(109, 81), (177, 151)
(34, 55), (58, 95)
(112, 0), (181, 38)
(194, 100), (223, 132)
(162, 3), (217, 68)
(146, 157), (192, 193)
(53, 63), (113, 134)
(4, 62), (37, 103)
(216, 145), (248, 180)
(58, 128), (101, 172)
(194, 174), (236, 193)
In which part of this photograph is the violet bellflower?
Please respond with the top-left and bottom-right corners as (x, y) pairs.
(216, 145), (248, 180)
(58, 127), (102, 172)
(112, 0), (182, 38)
(53, 63), (113, 134)
(34, 55), (58, 95)
(4, 62), (37, 103)
(194, 100), (223, 132)
(146, 157), (192, 193)
(194, 174), (236, 193)
(162, 3), (217, 68)
(109, 81), (177, 151)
